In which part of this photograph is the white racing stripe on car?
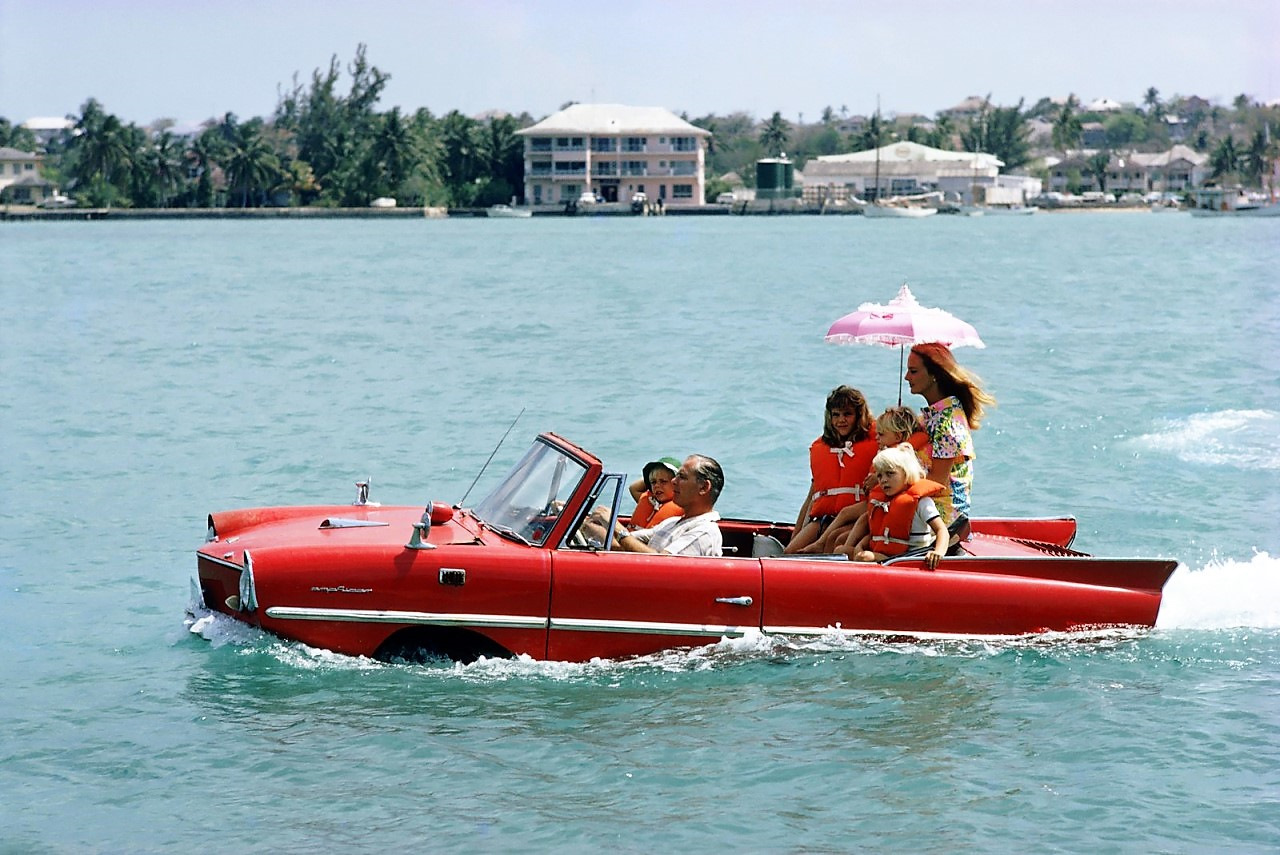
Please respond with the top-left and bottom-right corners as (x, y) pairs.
(549, 617), (749, 637)
(264, 607), (548, 630)
(263, 606), (752, 638)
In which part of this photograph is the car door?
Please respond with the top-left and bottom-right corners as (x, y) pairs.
(546, 549), (762, 662)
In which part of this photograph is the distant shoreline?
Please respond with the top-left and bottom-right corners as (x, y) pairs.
(0, 202), (1159, 222)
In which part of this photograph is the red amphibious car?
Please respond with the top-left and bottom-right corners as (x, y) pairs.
(194, 433), (1178, 662)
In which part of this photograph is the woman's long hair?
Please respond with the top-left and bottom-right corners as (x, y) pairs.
(910, 343), (996, 428)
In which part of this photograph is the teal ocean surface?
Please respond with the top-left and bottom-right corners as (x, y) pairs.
(2, 213), (1277, 852)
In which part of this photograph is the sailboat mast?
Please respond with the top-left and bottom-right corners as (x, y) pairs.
(874, 95), (881, 205)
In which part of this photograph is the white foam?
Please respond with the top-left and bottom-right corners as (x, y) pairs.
(186, 606), (267, 648)
(1156, 551), (1280, 629)
(1132, 408), (1280, 470)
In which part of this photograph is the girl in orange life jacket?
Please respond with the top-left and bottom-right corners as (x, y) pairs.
(844, 442), (949, 569)
(783, 385), (877, 553)
(805, 405), (931, 553)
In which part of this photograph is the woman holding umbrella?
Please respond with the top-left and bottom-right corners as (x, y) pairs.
(905, 342), (995, 524)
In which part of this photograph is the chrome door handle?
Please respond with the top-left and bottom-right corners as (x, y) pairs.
(715, 596), (753, 607)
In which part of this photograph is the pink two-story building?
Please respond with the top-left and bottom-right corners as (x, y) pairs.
(516, 103), (711, 207)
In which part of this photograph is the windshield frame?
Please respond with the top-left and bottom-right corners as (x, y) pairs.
(559, 472), (629, 551)
(471, 435), (599, 547)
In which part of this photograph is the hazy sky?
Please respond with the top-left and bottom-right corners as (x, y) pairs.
(2, 0), (1277, 127)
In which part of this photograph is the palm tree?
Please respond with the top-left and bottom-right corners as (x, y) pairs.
(437, 110), (482, 205)
(758, 111), (790, 157)
(187, 130), (222, 207)
(1052, 97), (1083, 154)
(854, 112), (884, 152)
(409, 107), (444, 182)
(70, 101), (132, 191)
(140, 130), (184, 207)
(1239, 128), (1273, 188)
(480, 114), (524, 203)
(369, 107), (419, 196)
(0, 117), (37, 150)
(1086, 151), (1112, 192)
(1143, 87), (1163, 118)
(961, 99), (1030, 170)
(1209, 136), (1239, 179)
(224, 122), (280, 207)
(691, 115), (718, 158)
(930, 115), (955, 150)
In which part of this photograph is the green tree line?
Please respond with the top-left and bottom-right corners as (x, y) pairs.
(5, 46), (528, 209)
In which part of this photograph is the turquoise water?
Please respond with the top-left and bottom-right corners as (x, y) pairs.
(2, 213), (1278, 852)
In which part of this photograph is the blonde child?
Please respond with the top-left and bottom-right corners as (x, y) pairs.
(840, 442), (949, 569)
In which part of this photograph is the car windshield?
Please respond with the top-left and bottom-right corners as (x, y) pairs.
(472, 440), (590, 546)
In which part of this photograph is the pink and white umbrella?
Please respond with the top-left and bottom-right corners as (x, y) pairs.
(825, 283), (985, 402)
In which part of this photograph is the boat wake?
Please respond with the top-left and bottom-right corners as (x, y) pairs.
(1132, 408), (1280, 470)
(1156, 551), (1280, 630)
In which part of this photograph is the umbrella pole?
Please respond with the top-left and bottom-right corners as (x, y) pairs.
(898, 345), (904, 405)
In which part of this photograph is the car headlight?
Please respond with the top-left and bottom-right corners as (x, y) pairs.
(238, 551), (258, 613)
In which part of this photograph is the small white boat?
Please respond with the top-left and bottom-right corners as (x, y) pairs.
(1189, 187), (1280, 218)
(487, 204), (532, 219)
(1189, 201), (1280, 217)
(864, 202), (937, 218)
(974, 205), (1035, 216)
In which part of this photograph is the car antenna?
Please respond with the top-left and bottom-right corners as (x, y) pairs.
(458, 407), (525, 508)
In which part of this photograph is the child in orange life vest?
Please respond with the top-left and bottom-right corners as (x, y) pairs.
(784, 385), (877, 553)
(844, 442), (949, 568)
(810, 406), (932, 553)
(627, 457), (683, 529)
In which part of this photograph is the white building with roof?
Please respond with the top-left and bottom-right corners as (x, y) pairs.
(1107, 145), (1211, 194)
(939, 96), (990, 122)
(804, 141), (1005, 204)
(20, 116), (74, 146)
(0, 146), (56, 204)
(1087, 97), (1125, 113)
(514, 103), (711, 206)
(1045, 144), (1210, 194)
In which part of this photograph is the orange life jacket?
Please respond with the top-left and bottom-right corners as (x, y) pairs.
(631, 491), (681, 529)
(867, 479), (945, 556)
(808, 433), (878, 517)
(908, 429), (931, 468)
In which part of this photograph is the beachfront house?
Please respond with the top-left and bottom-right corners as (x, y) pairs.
(1110, 146), (1211, 195)
(515, 104), (711, 207)
(0, 147), (56, 205)
(803, 141), (1008, 204)
(1046, 145), (1210, 195)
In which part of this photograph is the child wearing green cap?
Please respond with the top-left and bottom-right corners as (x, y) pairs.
(628, 456), (683, 529)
